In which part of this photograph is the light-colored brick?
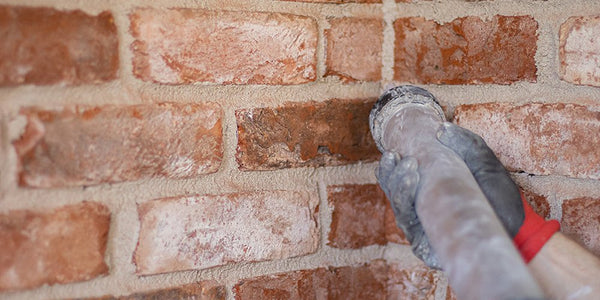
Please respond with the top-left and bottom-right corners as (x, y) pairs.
(394, 16), (537, 84)
(562, 197), (600, 256)
(130, 9), (317, 85)
(326, 18), (383, 82)
(280, 0), (381, 3)
(236, 99), (379, 170)
(454, 103), (600, 179)
(13, 102), (222, 188)
(134, 191), (319, 275)
(328, 184), (407, 249)
(387, 265), (444, 299)
(0, 6), (118, 86)
(0, 202), (110, 291)
(560, 16), (600, 86)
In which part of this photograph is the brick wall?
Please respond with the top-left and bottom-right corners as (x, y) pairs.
(1, 1), (600, 299)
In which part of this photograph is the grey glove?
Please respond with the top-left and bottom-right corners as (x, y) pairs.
(436, 122), (525, 237)
(376, 151), (442, 269)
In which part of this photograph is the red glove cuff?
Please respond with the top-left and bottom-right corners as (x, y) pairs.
(513, 191), (560, 263)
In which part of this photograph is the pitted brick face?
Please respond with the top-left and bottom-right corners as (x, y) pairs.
(326, 18), (383, 82)
(0, 6), (118, 86)
(560, 16), (600, 86)
(85, 282), (226, 300)
(562, 198), (600, 256)
(130, 8), (317, 85)
(13, 102), (223, 188)
(454, 102), (600, 179)
(394, 15), (537, 84)
(0, 202), (110, 292)
(236, 99), (380, 170)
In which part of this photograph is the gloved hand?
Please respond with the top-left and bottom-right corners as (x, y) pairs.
(436, 122), (560, 263)
(376, 151), (441, 269)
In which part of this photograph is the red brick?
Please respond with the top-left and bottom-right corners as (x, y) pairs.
(130, 9), (317, 85)
(387, 265), (443, 299)
(326, 18), (383, 82)
(328, 184), (407, 249)
(0, 6), (118, 86)
(236, 99), (379, 170)
(13, 102), (222, 188)
(134, 191), (319, 275)
(234, 261), (388, 299)
(454, 103), (600, 179)
(394, 16), (537, 84)
(522, 189), (550, 219)
(561, 197), (600, 256)
(0, 202), (110, 291)
(560, 16), (600, 86)
(84, 281), (226, 300)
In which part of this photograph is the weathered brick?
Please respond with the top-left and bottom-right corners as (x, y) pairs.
(0, 202), (110, 291)
(522, 189), (550, 219)
(130, 9), (317, 85)
(84, 281), (226, 300)
(394, 16), (537, 84)
(13, 102), (222, 188)
(561, 197), (600, 256)
(387, 265), (443, 299)
(454, 103), (600, 179)
(0, 6), (118, 86)
(326, 18), (383, 82)
(234, 261), (388, 299)
(328, 184), (407, 249)
(236, 99), (379, 170)
(134, 191), (319, 275)
(560, 16), (600, 86)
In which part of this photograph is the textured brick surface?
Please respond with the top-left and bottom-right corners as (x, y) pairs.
(522, 189), (550, 219)
(328, 184), (407, 249)
(454, 103), (600, 179)
(130, 8), (317, 85)
(394, 16), (537, 84)
(387, 265), (443, 299)
(562, 197), (600, 256)
(14, 102), (222, 188)
(326, 18), (383, 82)
(85, 282), (226, 300)
(0, 202), (110, 291)
(560, 16), (600, 86)
(0, 6), (118, 86)
(135, 191), (319, 275)
(236, 99), (379, 170)
(234, 261), (388, 299)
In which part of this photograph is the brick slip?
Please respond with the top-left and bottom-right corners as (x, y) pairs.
(234, 261), (388, 299)
(454, 103), (600, 179)
(134, 191), (319, 275)
(328, 184), (407, 249)
(0, 202), (110, 291)
(13, 102), (222, 188)
(0, 6), (118, 86)
(560, 16), (600, 86)
(130, 8), (317, 85)
(83, 281), (226, 300)
(561, 198), (600, 256)
(522, 189), (550, 219)
(394, 16), (537, 84)
(325, 18), (383, 82)
(236, 99), (379, 170)
(387, 265), (443, 299)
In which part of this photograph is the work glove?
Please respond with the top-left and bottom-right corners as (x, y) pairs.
(376, 152), (442, 269)
(436, 122), (560, 263)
